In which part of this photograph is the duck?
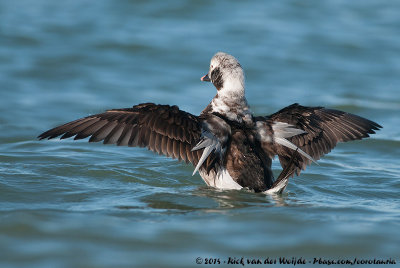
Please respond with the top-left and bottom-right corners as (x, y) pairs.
(38, 52), (382, 194)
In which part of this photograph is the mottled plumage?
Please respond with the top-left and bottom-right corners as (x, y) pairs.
(39, 52), (381, 193)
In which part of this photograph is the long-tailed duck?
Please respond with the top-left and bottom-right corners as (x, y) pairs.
(38, 52), (381, 194)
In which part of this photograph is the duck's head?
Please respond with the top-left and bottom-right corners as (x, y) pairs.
(201, 52), (245, 94)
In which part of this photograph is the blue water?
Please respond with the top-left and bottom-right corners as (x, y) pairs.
(1, 0), (399, 267)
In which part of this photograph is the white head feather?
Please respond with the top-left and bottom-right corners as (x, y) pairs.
(206, 52), (252, 123)
(208, 52), (245, 97)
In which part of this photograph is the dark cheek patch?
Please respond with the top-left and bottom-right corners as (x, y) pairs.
(211, 67), (224, 90)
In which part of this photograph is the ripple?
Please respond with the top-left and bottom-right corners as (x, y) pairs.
(1, 0), (400, 266)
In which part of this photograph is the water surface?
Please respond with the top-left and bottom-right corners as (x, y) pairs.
(0, 0), (399, 267)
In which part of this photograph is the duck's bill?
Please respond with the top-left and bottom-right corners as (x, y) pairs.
(201, 74), (211, 82)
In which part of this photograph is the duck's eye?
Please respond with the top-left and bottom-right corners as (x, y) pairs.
(210, 64), (213, 69)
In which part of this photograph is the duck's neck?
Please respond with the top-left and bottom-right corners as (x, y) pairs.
(210, 84), (253, 124)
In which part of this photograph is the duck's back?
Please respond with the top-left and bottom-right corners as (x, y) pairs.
(225, 126), (274, 192)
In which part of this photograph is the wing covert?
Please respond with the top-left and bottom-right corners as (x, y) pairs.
(257, 103), (382, 176)
(38, 103), (203, 165)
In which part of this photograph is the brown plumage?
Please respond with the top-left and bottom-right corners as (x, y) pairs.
(265, 103), (381, 177)
(38, 52), (382, 193)
(39, 103), (203, 166)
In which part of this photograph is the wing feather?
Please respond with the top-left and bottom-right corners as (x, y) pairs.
(258, 103), (381, 177)
(38, 103), (203, 166)
(89, 121), (118, 142)
(104, 123), (125, 144)
(117, 124), (133, 146)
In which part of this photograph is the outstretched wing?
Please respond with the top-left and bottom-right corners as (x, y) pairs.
(38, 103), (203, 165)
(257, 103), (382, 176)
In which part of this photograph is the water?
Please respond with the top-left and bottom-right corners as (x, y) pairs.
(1, 0), (399, 267)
